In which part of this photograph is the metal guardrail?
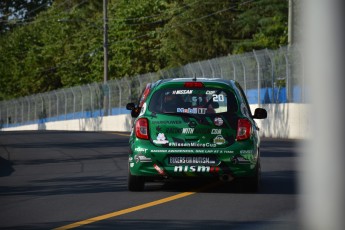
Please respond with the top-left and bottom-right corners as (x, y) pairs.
(0, 45), (304, 128)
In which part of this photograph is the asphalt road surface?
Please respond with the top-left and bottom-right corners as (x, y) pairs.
(0, 131), (301, 229)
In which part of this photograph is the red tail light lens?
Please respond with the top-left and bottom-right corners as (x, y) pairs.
(135, 118), (149, 140)
(184, 82), (204, 88)
(236, 118), (251, 140)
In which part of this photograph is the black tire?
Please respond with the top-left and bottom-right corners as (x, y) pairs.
(128, 171), (145, 191)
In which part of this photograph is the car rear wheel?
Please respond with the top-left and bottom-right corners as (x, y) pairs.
(128, 171), (145, 191)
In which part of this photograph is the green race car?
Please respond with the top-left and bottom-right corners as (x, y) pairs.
(126, 78), (267, 192)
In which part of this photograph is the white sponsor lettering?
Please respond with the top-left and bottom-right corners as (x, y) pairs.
(168, 142), (217, 148)
(211, 129), (222, 134)
(174, 165), (219, 173)
(240, 150), (254, 154)
(206, 90), (216, 95)
(134, 147), (148, 153)
(169, 156), (214, 164)
(198, 108), (207, 114)
(134, 154), (152, 163)
(174, 90), (193, 94)
(182, 128), (194, 134)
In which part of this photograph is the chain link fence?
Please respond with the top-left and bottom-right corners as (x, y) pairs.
(0, 45), (304, 129)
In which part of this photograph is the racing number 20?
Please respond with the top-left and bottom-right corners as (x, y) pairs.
(213, 94), (224, 102)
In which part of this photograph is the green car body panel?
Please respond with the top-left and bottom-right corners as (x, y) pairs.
(127, 78), (267, 190)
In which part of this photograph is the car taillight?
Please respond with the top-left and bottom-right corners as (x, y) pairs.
(236, 118), (251, 140)
(135, 118), (149, 140)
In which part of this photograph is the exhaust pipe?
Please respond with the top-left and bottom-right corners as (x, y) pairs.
(220, 174), (234, 182)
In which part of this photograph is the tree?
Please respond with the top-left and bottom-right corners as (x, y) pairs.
(0, 0), (103, 99)
(160, 0), (240, 67)
(107, 0), (170, 78)
(0, 0), (289, 100)
(233, 0), (288, 53)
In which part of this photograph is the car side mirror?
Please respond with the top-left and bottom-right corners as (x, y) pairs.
(253, 108), (267, 119)
(126, 103), (141, 118)
(126, 103), (135, 110)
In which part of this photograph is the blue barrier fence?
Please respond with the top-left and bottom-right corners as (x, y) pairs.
(1, 85), (306, 129)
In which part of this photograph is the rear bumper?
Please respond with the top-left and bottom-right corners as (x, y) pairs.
(129, 138), (259, 179)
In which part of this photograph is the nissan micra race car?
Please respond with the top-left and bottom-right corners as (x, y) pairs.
(126, 78), (267, 192)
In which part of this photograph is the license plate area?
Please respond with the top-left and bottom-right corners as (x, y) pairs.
(168, 155), (220, 166)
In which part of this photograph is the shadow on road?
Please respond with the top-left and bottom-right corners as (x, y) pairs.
(4, 219), (300, 230)
(141, 170), (298, 195)
(0, 157), (14, 177)
(0, 175), (127, 196)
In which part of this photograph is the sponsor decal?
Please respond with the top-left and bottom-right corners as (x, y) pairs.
(233, 156), (250, 164)
(240, 150), (254, 154)
(198, 108), (207, 114)
(169, 156), (218, 165)
(211, 129), (222, 134)
(130, 163), (135, 167)
(151, 149), (231, 154)
(177, 108), (198, 114)
(151, 149), (168, 153)
(134, 153), (152, 163)
(176, 107), (207, 114)
(223, 150), (234, 154)
(182, 128), (194, 134)
(168, 142), (217, 148)
(134, 147), (148, 153)
(174, 165), (220, 173)
(213, 135), (226, 145)
(195, 149), (221, 153)
(214, 117), (224, 126)
(168, 149), (194, 153)
(129, 157), (133, 162)
(172, 90), (193, 94)
(153, 164), (165, 175)
(206, 90), (217, 95)
(153, 133), (169, 144)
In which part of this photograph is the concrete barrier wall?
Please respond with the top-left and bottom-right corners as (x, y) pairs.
(1, 114), (133, 132)
(1, 103), (309, 139)
(251, 103), (310, 139)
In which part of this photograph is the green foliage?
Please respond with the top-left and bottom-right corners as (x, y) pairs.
(233, 0), (288, 53)
(160, 0), (240, 67)
(107, 0), (170, 78)
(0, 0), (288, 100)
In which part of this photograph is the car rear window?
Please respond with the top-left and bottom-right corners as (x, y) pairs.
(148, 88), (238, 115)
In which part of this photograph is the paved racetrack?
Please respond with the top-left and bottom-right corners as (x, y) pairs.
(0, 131), (301, 229)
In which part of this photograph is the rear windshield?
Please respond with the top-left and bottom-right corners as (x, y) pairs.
(148, 88), (238, 115)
